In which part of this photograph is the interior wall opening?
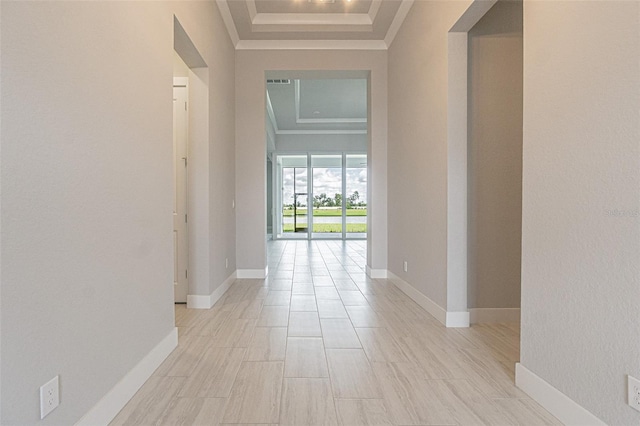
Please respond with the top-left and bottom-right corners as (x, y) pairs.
(264, 72), (369, 241)
(173, 16), (208, 307)
(466, 0), (523, 323)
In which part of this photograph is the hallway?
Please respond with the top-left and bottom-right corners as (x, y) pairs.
(112, 241), (558, 425)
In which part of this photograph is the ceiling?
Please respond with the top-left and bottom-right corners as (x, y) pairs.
(216, 0), (414, 49)
(266, 78), (367, 134)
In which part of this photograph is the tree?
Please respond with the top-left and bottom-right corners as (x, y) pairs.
(334, 193), (342, 207)
(345, 191), (360, 209)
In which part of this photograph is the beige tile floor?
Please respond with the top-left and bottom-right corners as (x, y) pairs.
(111, 240), (560, 426)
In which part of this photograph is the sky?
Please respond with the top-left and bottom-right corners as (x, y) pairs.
(282, 167), (367, 207)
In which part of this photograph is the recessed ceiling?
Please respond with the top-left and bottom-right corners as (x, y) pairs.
(216, 0), (414, 49)
(267, 78), (367, 134)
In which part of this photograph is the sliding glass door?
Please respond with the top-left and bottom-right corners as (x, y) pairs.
(311, 155), (343, 238)
(277, 155), (309, 239)
(275, 153), (366, 240)
(346, 154), (367, 239)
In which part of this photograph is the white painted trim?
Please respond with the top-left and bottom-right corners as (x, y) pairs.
(237, 266), (268, 279)
(252, 13), (372, 27)
(449, 0), (498, 33)
(384, 0), (414, 48)
(469, 308), (521, 324)
(294, 79), (301, 122)
(173, 76), (188, 87)
(235, 39), (388, 51)
(297, 118), (367, 124)
(265, 90), (279, 133)
(445, 311), (470, 328)
(365, 265), (387, 279)
(216, 0), (414, 51)
(76, 328), (178, 426)
(247, 0), (258, 21)
(215, 0), (239, 47)
(186, 271), (237, 309)
(516, 363), (606, 426)
(276, 129), (367, 135)
(387, 271), (447, 326)
(446, 31), (469, 317)
(368, 0), (382, 23)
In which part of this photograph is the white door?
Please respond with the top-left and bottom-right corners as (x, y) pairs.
(173, 78), (189, 303)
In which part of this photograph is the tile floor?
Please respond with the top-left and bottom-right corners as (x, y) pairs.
(111, 240), (560, 425)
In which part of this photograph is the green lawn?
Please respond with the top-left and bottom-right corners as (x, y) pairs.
(283, 208), (366, 217)
(283, 223), (367, 233)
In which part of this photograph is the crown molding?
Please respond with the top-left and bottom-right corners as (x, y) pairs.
(384, 0), (413, 48)
(253, 12), (373, 26)
(247, 0), (258, 21)
(235, 39), (388, 50)
(368, 0), (382, 22)
(216, 0), (415, 51)
(276, 129), (367, 135)
(216, 0), (239, 47)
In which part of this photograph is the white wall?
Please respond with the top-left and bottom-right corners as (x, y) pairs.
(0, 1), (235, 424)
(467, 0), (522, 310)
(520, 1), (640, 424)
(173, 50), (189, 77)
(388, 0), (472, 309)
(236, 51), (387, 272)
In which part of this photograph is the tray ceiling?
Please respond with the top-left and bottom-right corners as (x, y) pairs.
(267, 78), (367, 134)
(216, 0), (414, 49)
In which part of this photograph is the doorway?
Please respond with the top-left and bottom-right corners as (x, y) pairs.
(173, 76), (189, 303)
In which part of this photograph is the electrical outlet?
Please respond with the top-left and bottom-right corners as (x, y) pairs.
(40, 375), (60, 419)
(629, 375), (640, 412)
(403, 261), (408, 272)
(225, 258), (229, 269)
(232, 199), (235, 209)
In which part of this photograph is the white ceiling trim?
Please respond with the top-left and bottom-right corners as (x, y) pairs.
(297, 118), (367, 124)
(368, 0), (382, 22)
(252, 12), (373, 26)
(294, 79), (367, 124)
(235, 39), (387, 50)
(247, 0), (258, 21)
(216, 0), (415, 51)
(276, 130), (367, 135)
(384, 0), (414, 48)
(265, 90), (279, 133)
(252, 23), (372, 33)
(216, 0), (239, 47)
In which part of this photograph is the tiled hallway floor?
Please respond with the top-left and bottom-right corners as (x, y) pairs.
(111, 240), (559, 425)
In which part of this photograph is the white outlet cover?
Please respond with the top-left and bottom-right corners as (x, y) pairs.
(629, 375), (640, 412)
(40, 375), (60, 419)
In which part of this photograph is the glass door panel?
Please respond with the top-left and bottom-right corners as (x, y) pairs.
(279, 155), (308, 239)
(311, 155), (343, 239)
(346, 154), (367, 239)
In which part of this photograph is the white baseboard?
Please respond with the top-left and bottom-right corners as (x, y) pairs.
(76, 328), (178, 426)
(469, 308), (521, 324)
(387, 271), (470, 328)
(187, 271), (237, 309)
(237, 266), (268, 279)
(387, 271), (447, 325)
(366, 265), (388, 279)
(445, 311), (470, 328)
(515, 363), (606, 425)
